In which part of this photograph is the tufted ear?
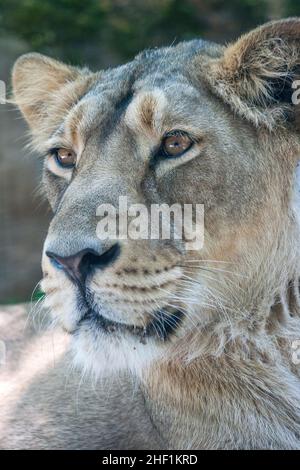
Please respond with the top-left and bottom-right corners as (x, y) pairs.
(198, 18), (300, 129)
(12, 53), (94, 141)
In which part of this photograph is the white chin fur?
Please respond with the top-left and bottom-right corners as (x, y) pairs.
(70, 325), (165, 379)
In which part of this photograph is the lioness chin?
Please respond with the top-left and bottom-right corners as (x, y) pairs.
(1, 18), (300, 449)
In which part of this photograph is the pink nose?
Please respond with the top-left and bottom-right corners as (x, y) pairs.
(46, 244), (120, 285)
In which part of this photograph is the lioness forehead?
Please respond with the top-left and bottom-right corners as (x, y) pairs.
(52, 40), (222, 149)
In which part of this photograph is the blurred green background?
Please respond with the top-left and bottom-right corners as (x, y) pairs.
(1, 0), (300, 68)
(0, 0), (299, 303)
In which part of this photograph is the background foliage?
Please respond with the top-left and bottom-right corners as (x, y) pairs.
(0, 0), (299, 67)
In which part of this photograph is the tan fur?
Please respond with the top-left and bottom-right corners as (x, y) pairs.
(2, 19), (300, 449)
(195, 18), (300, 128)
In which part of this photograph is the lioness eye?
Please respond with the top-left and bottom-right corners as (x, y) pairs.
(54, 148), (76, 168)
(162, 131), (193, 157)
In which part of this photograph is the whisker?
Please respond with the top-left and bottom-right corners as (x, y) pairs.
(179, 274), (244, 322)
(178, 265), (248, 279)
(184, 259), (235, 265)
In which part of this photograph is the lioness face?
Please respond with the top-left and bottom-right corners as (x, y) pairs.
(13, 20), (300, 375)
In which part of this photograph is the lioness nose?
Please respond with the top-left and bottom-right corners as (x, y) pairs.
(46, 243), (120, 285)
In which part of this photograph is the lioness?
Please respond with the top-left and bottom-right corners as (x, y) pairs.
(1, 18), (300, 449)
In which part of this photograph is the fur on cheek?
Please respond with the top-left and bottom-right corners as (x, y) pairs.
(40, 265), (85, 333)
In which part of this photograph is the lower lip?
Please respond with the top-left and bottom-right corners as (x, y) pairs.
(77, 307), (184, 341)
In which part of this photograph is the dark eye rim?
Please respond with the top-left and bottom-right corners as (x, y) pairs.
(49, 148), (76, 169)
(160, 130), (194, 158)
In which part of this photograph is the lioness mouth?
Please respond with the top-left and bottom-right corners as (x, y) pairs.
(78, 305), (184, 342)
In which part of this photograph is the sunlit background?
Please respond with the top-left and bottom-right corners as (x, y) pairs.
(0, 0), (299, 303)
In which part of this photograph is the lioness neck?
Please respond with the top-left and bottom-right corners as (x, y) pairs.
(141, 266), (300, 450)
(142, 330), (300, 449)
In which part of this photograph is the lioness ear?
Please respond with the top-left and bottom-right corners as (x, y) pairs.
(198, 18), (300, 129)
(12, 53), (93, 139)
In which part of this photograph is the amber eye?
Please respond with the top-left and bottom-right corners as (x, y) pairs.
(54, 148), (76, 168)
(161, 131), (193, 157)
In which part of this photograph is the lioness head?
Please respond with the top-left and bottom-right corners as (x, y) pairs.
(13, 19), (300, 376)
